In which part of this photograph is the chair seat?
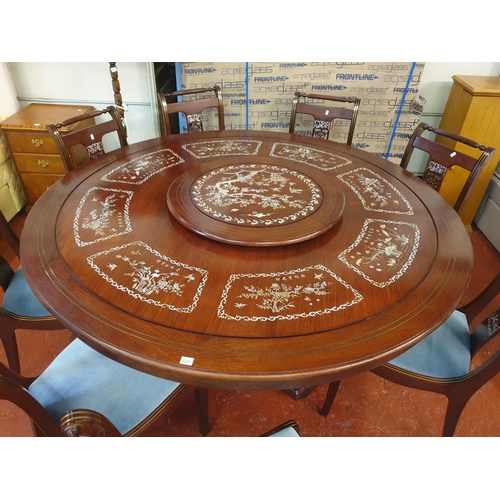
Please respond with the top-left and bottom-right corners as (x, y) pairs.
(29, 338), (180, 435)
(2, 267), (52, 317)
(388, 310), (471, 378)
(269, 426), (300, 437)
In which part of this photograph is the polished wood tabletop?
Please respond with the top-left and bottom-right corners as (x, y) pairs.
(21, 130), (474, 391)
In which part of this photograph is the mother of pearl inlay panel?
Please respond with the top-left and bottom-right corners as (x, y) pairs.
(191, 164), (322, 226)
(337, 167), (414, 215)
(74, 187), (134, 247)
(338, 219), (420, 288)
(182, 140), (262, 158)
(87, 241), (208, 313)
(218, 265), (363, 322)
(101, 148), (184, 184)
(269, 142), (352, 170)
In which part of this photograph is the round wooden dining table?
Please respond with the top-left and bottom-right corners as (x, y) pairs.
(21, 130), (474, 391)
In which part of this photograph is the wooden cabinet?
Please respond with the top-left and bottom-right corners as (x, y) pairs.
(437, 75), (500, 232)
(0, 103), (95, 205)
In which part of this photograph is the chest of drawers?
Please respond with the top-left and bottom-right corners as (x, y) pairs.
(0, 103), (95, 205)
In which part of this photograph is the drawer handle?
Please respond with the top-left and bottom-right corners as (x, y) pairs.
(31, 138), (44, 147)
(37, 160), (49, 168)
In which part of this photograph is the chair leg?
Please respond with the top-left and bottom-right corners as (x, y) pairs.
(442, 394), (471, 437)
(319, 381), (341, 417)
(1, 330), (21, 374)
(195, 388), (210, 436)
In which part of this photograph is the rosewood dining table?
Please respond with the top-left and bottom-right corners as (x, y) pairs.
(20, 130), (474, 391)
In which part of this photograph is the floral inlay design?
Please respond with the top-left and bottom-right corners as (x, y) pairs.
(87, 241), (208, 313)
(337, 167), (414, 214)
(182, 139), (262, 158)
(87, 142), (104, 159)
(74, 187), (133, 247)
(186, 113), (203, 132)
(338, 219), (420, 288)
(269, 142), (352, 171)
(488, 311), (499, 336)
(423, 160), (447, 191)
(191, 164), (322, 226)
(218, 265), (363, 322)
(312, 120), (330, 139)
(101, 149), (184, 184)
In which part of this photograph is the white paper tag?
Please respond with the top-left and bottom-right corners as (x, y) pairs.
(179, 356), (194, 366)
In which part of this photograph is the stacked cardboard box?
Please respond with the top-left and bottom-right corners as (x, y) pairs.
(178, 62), (425, 163)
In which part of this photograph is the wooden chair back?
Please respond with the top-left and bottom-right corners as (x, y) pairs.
(0, 254), (15, 294)
(466, 273), (500, 354)
(0, 210), (20, 259)
(157, 85), (225, 135)
(46, 106), (128, 172)
(400, 123), (496, 215)
(289, 91), (360, 144)
(0, 251), (65, 374)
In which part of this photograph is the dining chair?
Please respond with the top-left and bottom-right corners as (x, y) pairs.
(46, 105), (128, 173)
(0, 210), (66, 374)
(1, 337), (210, 436)
(288, 91), (360, 145)
(157, 85), (225, 136)
(260, 420), (301, 437)
(319, 272), (500, 437)
(400, 123), (496, 216)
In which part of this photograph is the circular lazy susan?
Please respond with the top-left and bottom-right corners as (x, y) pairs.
(167, 158), (345, 246)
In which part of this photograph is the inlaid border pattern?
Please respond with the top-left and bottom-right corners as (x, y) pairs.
(217, 264), (363, 322)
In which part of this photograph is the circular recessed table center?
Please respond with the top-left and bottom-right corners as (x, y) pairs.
(167, 160), (345, 246)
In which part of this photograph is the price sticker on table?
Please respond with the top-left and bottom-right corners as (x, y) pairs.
(179, 356), (194, 366)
